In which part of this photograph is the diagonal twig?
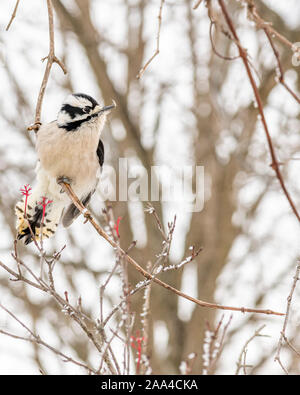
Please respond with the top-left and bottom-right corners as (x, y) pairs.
(264, 28), (300, 105)
(58, 180), (284, 317)
(6, 0), (20, 31)
(0, 303), (95, 374)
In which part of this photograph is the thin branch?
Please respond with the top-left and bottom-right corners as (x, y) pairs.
(0, 260), (44, 291)
(0, 304), (95, 374)
(235, 325), (269, 375)
(136, 0), (165, 79)
(203, 314), (233, 375)
(140, 262), (152, 375)
(284, 337), (300, 359)
(264, 28), (300, 104)
(102, 279), (151, 329)
(274, 262), (300, 375)
(6, 0), (20, 31)
(193, 0), (203, 10)
(0, 257), (117, 374)
(209, 21), (239, 61)
(27, 0), (67, 132)
(210, 314), (233, 373)
(58, 181), (284, 317)
(145, 203), (167, 242)
(179, 352), (198, 375)
(244, 0), (300, 56)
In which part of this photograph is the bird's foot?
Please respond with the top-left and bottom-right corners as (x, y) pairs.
(57, 176), (72, 193)
(57, 175), (72, 185)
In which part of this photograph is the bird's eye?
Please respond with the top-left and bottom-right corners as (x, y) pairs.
(84, 106), (92, 113)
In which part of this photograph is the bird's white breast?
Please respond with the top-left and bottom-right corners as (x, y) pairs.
(36, 118), (104, 199)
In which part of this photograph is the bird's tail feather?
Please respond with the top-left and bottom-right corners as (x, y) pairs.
(62, 191), (93, 228)
(15, 188), (64, 245)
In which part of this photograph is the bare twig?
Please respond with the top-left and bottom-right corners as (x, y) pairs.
(207, 314), (233, 374)
(27, 0), (67, 132)
(0, 303), (95, 374)
(235, 325), (269, 375)
(6, 0), (20, 31)
(145, 203), (167, 242)
(97, 321), (122, 375)
(202, 315), (233, 374)
(209, 21), (239, 61)
(159, 245), (203, 274)
(0, 257), (117, 374)
(0, 259), (44, 291)
(284, 337), (300, 359)
(140, 261), (152, 375)
(274, 262), (300, 375)
(244, 0), (300, 57)
(264, 28), (300, 104)
(136, 0), (165, 79)
(102, 279), (151, 329)
(179, 352), (198, 374)
(193, 0), (203, 10)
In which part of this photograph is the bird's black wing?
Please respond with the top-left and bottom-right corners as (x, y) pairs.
(62, 139), (105, 228)
(97, 138), (105, 167)
(62, 192), (93, 228)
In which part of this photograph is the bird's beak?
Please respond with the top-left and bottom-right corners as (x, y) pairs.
(99, 100), (117, 114)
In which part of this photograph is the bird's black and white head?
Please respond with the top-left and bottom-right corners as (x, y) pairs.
(57, 93), (115, 132)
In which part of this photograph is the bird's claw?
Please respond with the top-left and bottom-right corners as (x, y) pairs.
(83, 212), (92, 224)
(57, 176), (72, 193)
